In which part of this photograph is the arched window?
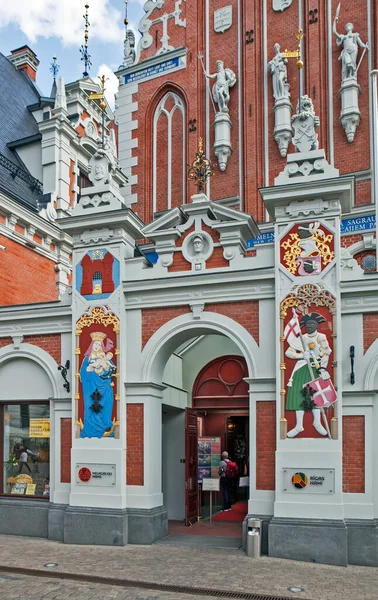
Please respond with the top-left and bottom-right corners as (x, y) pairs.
(153, 92), (186, 214)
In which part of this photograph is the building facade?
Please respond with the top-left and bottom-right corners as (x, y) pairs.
(0, 1), (378, 566)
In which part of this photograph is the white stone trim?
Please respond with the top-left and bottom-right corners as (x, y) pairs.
(0, 343), (62, 398)
(141, 312), (258, 383)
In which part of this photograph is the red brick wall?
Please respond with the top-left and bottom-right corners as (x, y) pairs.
(205, 301), (259, 344)
(142, 306), (191, 348)
(363, 314), (378, 354)
(342, 415), (365, 493)
(0, 337), (12, 349)
(142, 301), (259, 348)
(256, 401), (276, 491)
(0, 335), (61, 363)
(341, 234), (364, 248)
(126, 404), (144, 486)
(0, 234), (57, 305)
(23, 334), (61, 364)
(60, 418), (72, 484)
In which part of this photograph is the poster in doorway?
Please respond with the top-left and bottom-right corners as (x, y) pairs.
(198, 437), (221, 481)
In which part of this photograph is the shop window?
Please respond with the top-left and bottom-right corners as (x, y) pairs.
(1, 403), (50, 498)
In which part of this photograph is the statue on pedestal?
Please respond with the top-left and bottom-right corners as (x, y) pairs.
(333, 8), (368, 82)
(204, 60), (237, 113)
(268, 43), (289, 100)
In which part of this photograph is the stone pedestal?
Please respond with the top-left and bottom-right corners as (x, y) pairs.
(339, 78), (361, 143)
(213, 111), (232, 171)
(273, 96), (292, 157)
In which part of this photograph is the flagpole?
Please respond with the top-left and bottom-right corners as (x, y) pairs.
(293, 310), (332, 439)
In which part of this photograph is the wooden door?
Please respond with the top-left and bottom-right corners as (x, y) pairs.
(185, 408), (198, 526)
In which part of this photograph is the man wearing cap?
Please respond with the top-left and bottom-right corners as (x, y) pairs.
(285, 312), (332, 438)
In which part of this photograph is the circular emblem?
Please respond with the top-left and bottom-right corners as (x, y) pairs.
(78, 467), (92, 482)
(361, 253), (376, 272)
(291, 472), (308, 489)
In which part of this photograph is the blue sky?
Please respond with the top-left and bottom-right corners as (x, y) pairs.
(0, 1), (144, 104)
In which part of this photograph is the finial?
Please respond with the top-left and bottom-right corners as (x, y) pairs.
(88, 74), (109, 148)
(188, 138), (215, 193)
(50, 55), (60, 82)
(294, 29), (304, 69)
(80, 3), (92, 77)
(124, 0), (129, 30)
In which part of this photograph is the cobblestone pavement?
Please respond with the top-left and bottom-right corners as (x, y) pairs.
(0, 535), (377, 600)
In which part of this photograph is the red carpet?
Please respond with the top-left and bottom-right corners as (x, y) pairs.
(212, 501), (248, 522)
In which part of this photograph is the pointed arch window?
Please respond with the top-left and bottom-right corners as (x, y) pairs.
(153, 92), (186, 214)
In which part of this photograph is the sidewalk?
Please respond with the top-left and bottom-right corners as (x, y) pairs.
(0, 534), (377, 600)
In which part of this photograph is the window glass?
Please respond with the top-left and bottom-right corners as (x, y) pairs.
(3, 404), (50, 497)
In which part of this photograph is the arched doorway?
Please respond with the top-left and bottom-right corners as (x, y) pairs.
(192, 355), (249, 524)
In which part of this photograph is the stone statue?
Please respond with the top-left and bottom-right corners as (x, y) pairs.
(192, 234), (205, 256)
(268, 43), (289, 100)
(205, 60), (237, 113)
(333, 12), (368, 81)
(123, 30), (136, 67)
(291, 96), (319, 153)
(272, 0), (292, 11)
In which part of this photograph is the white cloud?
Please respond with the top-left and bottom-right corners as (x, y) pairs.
(96, 64), (119, 109)
(0, 1), (124, 45)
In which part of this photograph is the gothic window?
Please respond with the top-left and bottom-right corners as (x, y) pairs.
(153, 92), (186, 214)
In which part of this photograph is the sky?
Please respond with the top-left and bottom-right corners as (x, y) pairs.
(0, 1), (144, 107)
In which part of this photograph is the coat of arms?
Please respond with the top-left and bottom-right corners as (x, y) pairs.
(292, 95), (320, 153)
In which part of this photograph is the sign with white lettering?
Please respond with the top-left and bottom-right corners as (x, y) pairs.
(340, 214), (376, 233)
(246, 231), (275, 248)
(214, 7), (232, 33)
(124, 56), (186, 85)
(202, 478), (220, 491)
(245, 214), (376, 248)
(282, 468), (335, 494)
(76, 464), (116, 486)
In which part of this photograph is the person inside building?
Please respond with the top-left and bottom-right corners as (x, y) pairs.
(218, 451), (231, 512)
(18, 447), (32, 474)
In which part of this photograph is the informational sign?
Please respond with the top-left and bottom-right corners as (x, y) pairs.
(340, 214), (375, 233)
(214, 6), (232, 33)
(125, 56), (186, 85)
(76, 463), (116, 486)
(29, 418), (50, 438)
(198, 436), (221, 481)
(283, 468), (335, 494)
(26, 483), (36, 495)
(246, 231), (275, 248)
(245, 214), (376, 248)
(202, 478), (220, 491)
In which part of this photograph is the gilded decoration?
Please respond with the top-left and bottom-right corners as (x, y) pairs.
(281, 222), (334, 276)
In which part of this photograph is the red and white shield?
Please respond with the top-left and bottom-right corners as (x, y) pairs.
(305, 377), (337, 408)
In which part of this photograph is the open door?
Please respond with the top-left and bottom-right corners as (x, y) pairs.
(185, 408), (198, 526)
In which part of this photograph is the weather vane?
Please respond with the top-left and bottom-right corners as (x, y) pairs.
(49, 55), (60, 82)
(80, 3), (92, 77)
(188, 138), (214, 194)
(88, 75), (108, 148)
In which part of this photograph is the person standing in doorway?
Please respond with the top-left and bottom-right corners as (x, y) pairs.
(219, 451), (231, 512)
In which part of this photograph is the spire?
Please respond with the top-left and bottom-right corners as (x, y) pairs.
(80, 3), (92, 77)
(49, 55), (60, 99)
(54, 76), (67, 112)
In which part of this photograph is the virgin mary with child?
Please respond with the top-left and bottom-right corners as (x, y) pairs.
(80, 331), (116, 438)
